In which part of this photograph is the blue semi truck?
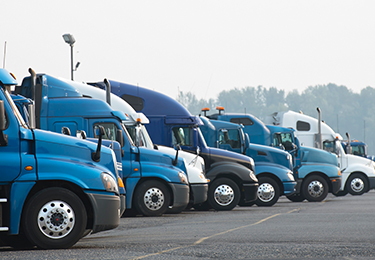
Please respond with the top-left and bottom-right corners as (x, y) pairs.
(206, 107), (342, 202)
(12, 70), (191, 216)
(0, 69), (122, 249)
(198, 112), (296, 206)
(88, 80), (259, 211)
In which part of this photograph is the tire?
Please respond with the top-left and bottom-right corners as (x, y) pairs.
(7, 234), (35, 249)
(286, 193), (305, 202)
(207, 178), (240, 211)
(134, 180), (170, 216)
(302, 175), (328, 202)
(333, 190), (348, 197)
(346, 173), (368, 195)
(255, 177), (280, 207)
(22, 187), (87, 249)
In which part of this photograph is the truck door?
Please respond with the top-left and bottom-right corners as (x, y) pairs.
(0, 91), (23, 181)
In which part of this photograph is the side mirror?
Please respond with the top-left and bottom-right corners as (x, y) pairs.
(173, 144), (181, 166)
(61, 127), (71, 136)
(0, 101), (8, 146)
(116, 129), (125, 157)
(92, 125), (105, 162)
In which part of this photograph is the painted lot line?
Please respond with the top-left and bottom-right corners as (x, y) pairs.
(133, 208), (299, 260)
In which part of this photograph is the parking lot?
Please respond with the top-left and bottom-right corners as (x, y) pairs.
(2, 191), (375, 259)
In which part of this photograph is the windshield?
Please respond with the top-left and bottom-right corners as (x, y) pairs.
(352, 144), (367, 156)
(273, 132), (294, 150)
(4, 90), (28, 128)
(323, 139), (342, 155)
(126, 124), (153, 149)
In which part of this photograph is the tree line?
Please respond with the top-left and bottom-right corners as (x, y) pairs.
(176, 84), (375, 155)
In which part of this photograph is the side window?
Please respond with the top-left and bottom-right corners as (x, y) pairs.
(218, 129), (240, 148)
(172, 127), (192, 146)
(94, 122), (119, 141)
(296, 121), (310, 131)
(230, 117), (253, 126)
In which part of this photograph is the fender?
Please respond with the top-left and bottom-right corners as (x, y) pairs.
(206, 161), (254, 183)
(9, 182), (35, 234)
(255, 162), (294, 183)
(124, 164), (185, 208)
(341, 163), (375, 190)
(296, 163), (340, 180)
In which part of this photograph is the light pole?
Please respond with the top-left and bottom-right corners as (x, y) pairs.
(62, 33), (80, 80)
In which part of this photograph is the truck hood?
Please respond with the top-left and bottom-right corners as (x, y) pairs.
(33, 129), (118, 179)
(248, 143), (293, 170)
(156, 145), (208, 184)
(206, 146), (255, 171)
(300, 146), (338, 166)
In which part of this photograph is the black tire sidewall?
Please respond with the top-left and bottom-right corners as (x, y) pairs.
(255, 176), (280, 207)
(208, 178), (240, 211)
(302, 175), (328, 202)
(346, 173), (368, 195)
(134, 180), (170, 216)
(22, 187), (87, 249)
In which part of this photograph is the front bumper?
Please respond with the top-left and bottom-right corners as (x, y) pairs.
(283, 181), (297, 196)
(85, 191), (121, 233)
(330, 177), (342, 194)
(242, 182), (259, 203)
(168, 183), (190, 209)
(369, 177), (375, 190)
(190, 183), (209, 205)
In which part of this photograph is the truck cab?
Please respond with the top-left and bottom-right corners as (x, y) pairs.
(207, 107), (341, 202)
(89, 80), (259, 211)
(266, 109), (375, 196)
(13, 71), (190, 216)
(198, 112), (296, 207)
(62, 79), (209, 212)
(0, 69), (122, 249)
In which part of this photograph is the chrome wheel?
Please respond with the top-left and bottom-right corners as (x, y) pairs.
(37, 200), (75, 239)
(214, 184), (235, 206)
(307, 180), (324, 198)
(143, 187), (165, 211)
(257, 183), (275, 203)
(350, 178), (365, 193)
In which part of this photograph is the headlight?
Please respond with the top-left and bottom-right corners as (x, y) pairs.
(101, 172), (119, 194)
(249, 171), (258, 182)
(178, 171), (189, 184)
(287, 171), (295, 181)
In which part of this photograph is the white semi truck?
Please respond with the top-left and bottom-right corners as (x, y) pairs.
(265, 109), (375, 196)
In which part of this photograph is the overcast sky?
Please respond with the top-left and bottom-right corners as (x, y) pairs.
(2, 1), (375, 100)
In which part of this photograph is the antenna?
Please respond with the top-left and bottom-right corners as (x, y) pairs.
(3, 41), (6, 69)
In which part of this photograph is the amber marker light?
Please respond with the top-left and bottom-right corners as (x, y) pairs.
(216, 106), (225, 111)
(118, 177), (125, 188)
(137, 118), (141, 123)
(201, 107), (210, 112)
(25, 166), (33, 171)
(134, 168), (139, 172)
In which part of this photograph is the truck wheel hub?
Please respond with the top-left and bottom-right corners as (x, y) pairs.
(38, 200), (75, 239)
(214, 184), (234, 206)
(307, 181), (324, 197)
(350, 178), (364, 192)
(144, 187), (165, 211)
(257, 183), (275, 202)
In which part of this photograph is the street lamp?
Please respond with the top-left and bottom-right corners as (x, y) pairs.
(62, 33), (79, 80)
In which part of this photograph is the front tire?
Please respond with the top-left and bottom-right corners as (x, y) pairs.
(134, 180), (170, 216)
(346, 173), (368, 195)
(286, 193), (305, 202)
(255, 177), (280, 207)
(207, 178), (240, 211)
(302, 175), (328, 202)
(22, 187), (87, 249)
